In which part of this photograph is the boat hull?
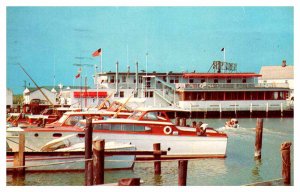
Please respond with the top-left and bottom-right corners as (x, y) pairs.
(7, 150), (135, 172)
(7, 131), (227, 158)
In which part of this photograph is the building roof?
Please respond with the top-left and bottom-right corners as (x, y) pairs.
(259, 66), (294, 80)
(25, 86), (91, 93)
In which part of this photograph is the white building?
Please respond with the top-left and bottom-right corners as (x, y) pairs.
(23, 87), (58, 105)
(258, 60), (294, 98)
(6, 88), (13, 107)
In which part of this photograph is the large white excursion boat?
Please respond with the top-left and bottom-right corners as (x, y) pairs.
(66, 61), (291, 118)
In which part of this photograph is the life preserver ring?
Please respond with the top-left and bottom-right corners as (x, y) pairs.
(163, 126), (172, 135)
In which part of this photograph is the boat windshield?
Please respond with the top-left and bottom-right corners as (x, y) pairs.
(64, 115), (84, 126)
(142, 112), (159, 120)
(58, 114), (69, 124)
(75, 121), (85, 129)
(128, 111), (143, 120)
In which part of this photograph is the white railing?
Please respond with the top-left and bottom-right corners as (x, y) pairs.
(175, 83), (290, 90)
(180, 100), (289, 112)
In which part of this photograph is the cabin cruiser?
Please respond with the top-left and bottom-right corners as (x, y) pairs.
(6, 107), (228, 159)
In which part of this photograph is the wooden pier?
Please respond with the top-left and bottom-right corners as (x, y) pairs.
(7, 118), (293, 186)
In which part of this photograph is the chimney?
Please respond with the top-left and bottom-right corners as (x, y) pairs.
(282, 60), (287, 67)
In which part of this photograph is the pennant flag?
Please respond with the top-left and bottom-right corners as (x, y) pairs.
(92, 48), (102, 57)
(221, 48), (225, 51)
(75, 67), (82, 78)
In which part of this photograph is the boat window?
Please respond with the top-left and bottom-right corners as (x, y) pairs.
(157, 112), (168, 121)
(75, 122), (85, 128)
(142, 112), (158, 120)
(93, 124), (110, 130)
(65, 116), (83, 126)
(134, 125), (145, 132)
(111, 124), (122, 131)
(122, 124), (134, 131)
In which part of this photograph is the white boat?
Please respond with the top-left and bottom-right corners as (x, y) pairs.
(7, 139), (136, 171)
(7, 107), (228, 159)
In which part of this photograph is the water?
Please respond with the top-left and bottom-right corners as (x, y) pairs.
(6, 118), (294, 186)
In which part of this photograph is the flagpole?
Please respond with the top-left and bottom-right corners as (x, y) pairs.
(145, 52), (148, 98)
(224, 48), (226, 62)
(100, 51), (103, 74)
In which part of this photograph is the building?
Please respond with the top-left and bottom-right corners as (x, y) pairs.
(6, 88), (13, 108)
(93, 61), (292, 117)
(258, 60), (294, 98)
(23, 86), (59, 105)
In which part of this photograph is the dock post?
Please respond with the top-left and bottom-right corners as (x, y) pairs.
(93, 139), (105, 185)
(85, 117), (93, 186)
(12, 133), (25, 185)
(118, 178), (140, 186)
(178, 160), (188, 186)
(281, 142), (292, 185)
(153, 143), (161, 175)
(254, 118), (263, 160)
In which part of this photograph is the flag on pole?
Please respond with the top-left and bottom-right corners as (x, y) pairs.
(221, 48), (225, 51)
(75, 67), (82, 78)
(92, 48), (102, 57)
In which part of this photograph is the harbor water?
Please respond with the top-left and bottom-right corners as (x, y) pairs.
(6, 118), (294, 186)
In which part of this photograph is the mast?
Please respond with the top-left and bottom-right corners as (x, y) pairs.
(135, 62), (139, 97)
(17, 64), (54, 106)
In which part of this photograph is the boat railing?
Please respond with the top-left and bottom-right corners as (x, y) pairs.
(175, 83), (290, 90)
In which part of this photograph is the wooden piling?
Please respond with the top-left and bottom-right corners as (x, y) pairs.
(15, 133), (25, 175)
(153, 143), (161, 175)
(254, 118), (263, 160)
(178, 160), (188, 186)
(118, 178), (140, 186)
(281, 142), (292, 185)
(93, 140), (105, 185)
(12, 133), (25, 185)
(85, 117), (93, 186)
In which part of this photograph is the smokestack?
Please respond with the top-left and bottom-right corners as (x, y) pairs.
(135, 62), (139, 97)
(282, 60), (287, 67)
(116, 61), (119, 96)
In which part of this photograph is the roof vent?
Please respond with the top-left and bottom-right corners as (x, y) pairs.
(282, 60), (287, 67)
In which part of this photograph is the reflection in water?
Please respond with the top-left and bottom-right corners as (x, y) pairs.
(251, 159), (263, 183)
(11, 173), (25, 186)
(191, 159), (228, 177)
(153, 174), (163, 185)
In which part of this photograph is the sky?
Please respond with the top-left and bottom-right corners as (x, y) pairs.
(6, 6), (294, 94)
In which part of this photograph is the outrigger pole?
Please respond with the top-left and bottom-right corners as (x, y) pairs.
(97, 92), (114, 110)
(112, 91), (134, 118)
(17, 63), (54, 107)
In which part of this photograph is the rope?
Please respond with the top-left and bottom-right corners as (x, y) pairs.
(8, 158), (93, 169)
(7, 156), (210, 169)
(6, 138), (37, 152)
